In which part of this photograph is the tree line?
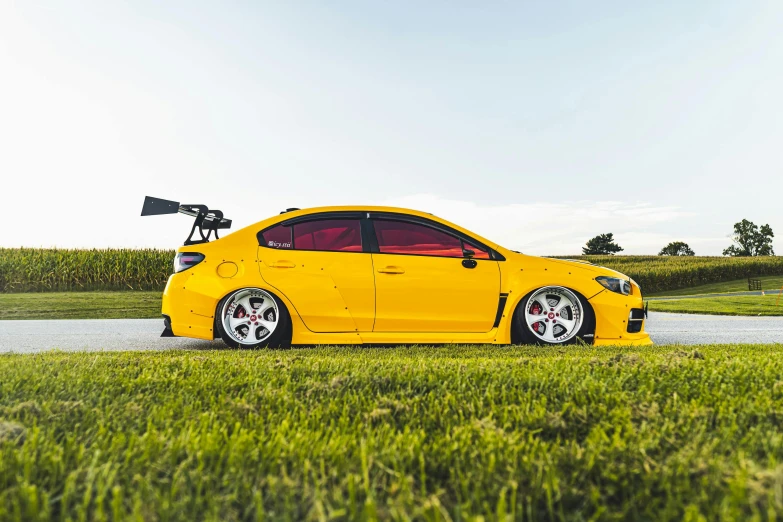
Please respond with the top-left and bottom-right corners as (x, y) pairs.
(582, 219), (775, 256)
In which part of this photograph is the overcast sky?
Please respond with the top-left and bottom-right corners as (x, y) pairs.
(1, 1), (780, 255)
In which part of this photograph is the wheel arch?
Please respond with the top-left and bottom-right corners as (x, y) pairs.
(507, 284), (597, 344)
(212, 285), (296, 344)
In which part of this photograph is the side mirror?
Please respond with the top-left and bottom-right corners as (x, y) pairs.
(462, 248), (475, 259)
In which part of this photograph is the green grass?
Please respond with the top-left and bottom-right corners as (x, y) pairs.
(648, 294), (783, 316)
(0, 291), (161, 320)
(649, 275), (783, 297)
(3, 345), (783, 521)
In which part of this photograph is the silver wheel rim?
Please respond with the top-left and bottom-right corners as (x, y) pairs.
(524, 287), (584, 343)
(221, 288), (279, 345)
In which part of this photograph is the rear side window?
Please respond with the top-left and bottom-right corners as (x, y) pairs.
(293, 219), (363, 252)
(373, 220), (464, 257)
(261, 225), (292, 249)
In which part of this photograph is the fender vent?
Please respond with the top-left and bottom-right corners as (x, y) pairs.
(627, 308), (645, 333)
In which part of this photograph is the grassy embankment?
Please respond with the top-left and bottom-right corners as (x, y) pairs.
(0, 291), (162, 320)
(647, 275), (783, 316)
(648, 294), (783, 316)
(5, 288), (780, 319)
(3, 345), (783, 521)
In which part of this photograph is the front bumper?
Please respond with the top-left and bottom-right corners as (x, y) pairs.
(589, 290), (653, 346)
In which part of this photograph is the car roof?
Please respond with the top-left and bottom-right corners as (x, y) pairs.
(279, 205), (434, 217)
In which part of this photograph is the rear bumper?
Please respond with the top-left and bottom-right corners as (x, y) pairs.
(161, 273), (217, 341)
(161, 315), (176, 337)
(589, 290), (653, 346)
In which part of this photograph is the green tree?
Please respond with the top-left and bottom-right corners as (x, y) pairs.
(582, 233), (624, 255)
(659, 241), (695, 256)
(722, 219), (775, 256)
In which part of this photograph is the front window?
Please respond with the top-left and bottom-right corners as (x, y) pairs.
(372, 219), (465, 257)
(463, 239), (490, 260)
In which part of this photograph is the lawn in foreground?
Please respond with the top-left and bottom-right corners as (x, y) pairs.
(0, 291), (161, 320)
(2, 345), (783, 521)
(649, 294), (783, 316)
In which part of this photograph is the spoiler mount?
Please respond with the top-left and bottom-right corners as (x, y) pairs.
(141, 196), (232, 246)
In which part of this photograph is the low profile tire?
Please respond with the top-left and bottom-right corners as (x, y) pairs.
(512, 286), (595, 345)
(215, 288), (291, 349)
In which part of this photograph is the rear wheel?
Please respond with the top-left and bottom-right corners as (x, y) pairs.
(512, 286), (594, 345)
(216, 288), (291, 349)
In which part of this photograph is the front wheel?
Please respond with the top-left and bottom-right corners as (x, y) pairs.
(216, 288), (291, 349)
(512, 286), (595, 345)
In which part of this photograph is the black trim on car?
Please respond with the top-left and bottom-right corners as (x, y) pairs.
(492, 294), (508, 328)
(279, 211), (366, 226)
(627, 308), (645, 333)
(161, 315), (176, 337)
(360, 215), (378, 253)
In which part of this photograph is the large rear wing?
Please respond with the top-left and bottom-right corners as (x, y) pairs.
(141, 196), (232, 245)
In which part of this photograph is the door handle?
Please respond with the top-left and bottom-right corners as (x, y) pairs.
(269, 261), (296, 268)
(462, 259), (477, 269)
(377, 266), (405, 274)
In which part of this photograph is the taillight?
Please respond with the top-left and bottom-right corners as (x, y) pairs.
(174, 252), (205, 273)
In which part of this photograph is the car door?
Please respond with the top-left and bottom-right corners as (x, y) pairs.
(257, 214), (375, 332)
(370, 217), (500, 332)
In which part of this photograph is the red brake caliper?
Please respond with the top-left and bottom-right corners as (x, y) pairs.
(530, 303), (542, 332)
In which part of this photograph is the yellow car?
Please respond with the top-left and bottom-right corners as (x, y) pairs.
(142, 196), (652, 348)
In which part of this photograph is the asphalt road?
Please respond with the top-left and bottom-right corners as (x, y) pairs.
(0, 319), (222, 353)
(0, 312), (781, 353)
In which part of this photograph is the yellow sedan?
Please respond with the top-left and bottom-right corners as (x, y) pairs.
(143, 197), (651, 348)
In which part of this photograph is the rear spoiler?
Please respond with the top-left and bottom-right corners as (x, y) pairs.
(141, 196), (232, 246)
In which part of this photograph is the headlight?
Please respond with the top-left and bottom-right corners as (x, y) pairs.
(174, 252), (205, 273)
(596, 276), (632, 295)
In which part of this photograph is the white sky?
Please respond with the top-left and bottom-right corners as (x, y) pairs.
(1, 1), (781, 255)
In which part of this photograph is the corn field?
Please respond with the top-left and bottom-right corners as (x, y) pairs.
(568, 255), (783, 294)
(1, 248), (782, 294)
(0, 248), (174, 292)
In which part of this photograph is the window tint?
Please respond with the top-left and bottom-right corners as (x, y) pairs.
(463, 239), (490, 260)
(293, 219), (363, 252)
(261, 225), (292, 249)
(373, 220), (464, 257)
